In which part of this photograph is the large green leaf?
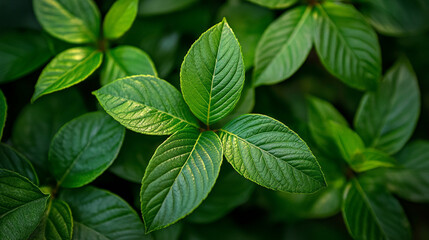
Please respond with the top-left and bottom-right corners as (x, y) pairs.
(94, 75), (199, 135)
(49, 112), (124, 188)
(188, 164), (254, 223)
(180, 19), (245, 126)
(247, 0), (297, 9)
(100, 45), (157, 86)
(253, 6), (313, 86)
(313, 2), (381, 91)
(0, 169), (49, 240)
(342, 178), (411, 240)
(33, 0), (100, 43)
(59, 186), (148, 240)
(357, 0), (429, 36)
(30, 199), (73, 240)
(12, 89), (87, 182)
(0, 31), (52, 83)
(219, 114), (326, 193)
(138, 0), (196, 16)
(32, 47), (103, 102)
(218, 1), (274, 70)
(351, 148), (396, 173)
(0, 143), (39, 185)
(141, 129), (222, 232)
(354, 58), (420, 155)
(109, 131), (165, 183)
(103, 0), (138, 39)
(307, 96), (348, 159)
(384, 141), (429, 202)
(0, 90), (5, 139)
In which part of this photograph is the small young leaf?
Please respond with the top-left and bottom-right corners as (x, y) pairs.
(138, 0), (196, 16)
(0, 31), (52, 83)
(12, 89), (87, 182)
(181, 19), (245, 126)
(94, 75), (199, 135)
(328, 121), (365, 162)
(247, 0), (298, 9)
(188, 164), (254, 223)
(351, 148), (396, 172)
(0, 143), (39, 185)
(49, 112), (125, 188)
(141, 129), (222, 232)
(384, 141), (429, 202)
(103, 0), (138, 39)
(354, 58), (420, 155)
(0, 90), (6, 139)
(307, 96), (348, 159)
(313, 2), (381, 91)
(33, 0), (100, 43)
(109, 131), (165, 183)
(30, 199), (73, 240)
(100, 45), (157, 86)
(32, 47), (103, 102)
(342, 178), (411, 240)
(0, 169), (49, 240)
(59, 186), (148, 240)
(253, 6), (313, 86)
(219, 114), (326, 193)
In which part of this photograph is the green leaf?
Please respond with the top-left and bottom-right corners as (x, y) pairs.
(12, 89), (87, 182)
(247, 0), (298, 9)
(94, 75), (199, 135)
(32, 47), (103, 102)
(59, 186), (148, 240)
(218, 1), (274, 70)
(384, 141), (429, 202)
(351, 148), (396, 172)
(307, 96), (348, 159)
(109, 131), (165, 183)
(103, 0), (138, 39)
(188, 164), (254, 223)
(219, 114), (326, 193)
(100, 45), (157, 86)
(49, 111), (125, 188)
(0, 143), (39, 185)
(141, 129), (222, 232)
(0, 169), (49, 240)
(180, 19), (245, 126)
(358, 0), (429, 36)
(33, 0), (100, 43)
(354, 58), (420, 155)
(253, 6), (313, 86)
(342, 178), (411, 240)
(313, 2), (381, 91)
(0, 90), (6, 139)
(328, 121), (365, 162)
(138, 0), (196, 16)
(0, 31), (52, 83)
(30, 199), (73, 240)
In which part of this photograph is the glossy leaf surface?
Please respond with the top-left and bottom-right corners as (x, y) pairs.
(103, 0), (138, 39)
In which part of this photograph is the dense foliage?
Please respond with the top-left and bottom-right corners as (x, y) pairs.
(1, 0), (428, 239)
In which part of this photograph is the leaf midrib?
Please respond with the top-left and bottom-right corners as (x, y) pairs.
(220, 129), (322, 185)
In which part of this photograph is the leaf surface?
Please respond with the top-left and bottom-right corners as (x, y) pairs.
(0, 143), (39, 185)
(103, 0), (138, 39)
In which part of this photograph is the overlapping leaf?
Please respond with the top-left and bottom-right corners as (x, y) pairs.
(253, 6), (313, 86)
(32, 47), (102, 102)
(313, 2), (381, 90)
(0, 169), (49, 240)
(354, 59), (420, 155)
(100, 45), (157, 86)
(141, 129), (222, 232)
(59, 186), (147, 240)
(219, 114), (326, 193)
(33, 0), (100, 43)
(49, 112), (125, 188)
(103, 0), (138, 39)
(181, 19), (245, 126)
(351, 148), (396, 173)
(0, 143), (39, 185)
(94, 75), (199, 135)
